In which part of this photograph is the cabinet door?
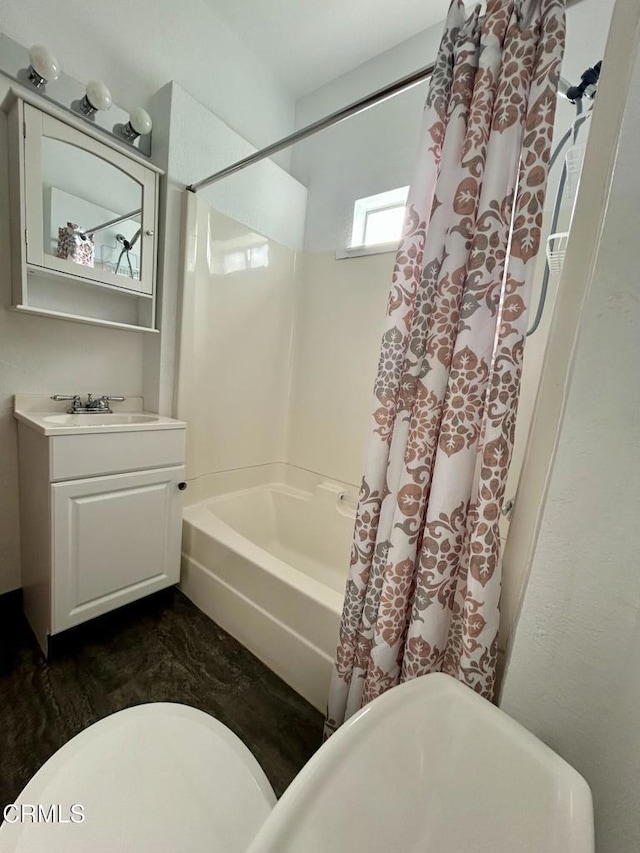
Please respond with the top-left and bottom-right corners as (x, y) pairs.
(51, 466), (184, 633)
(23, 104), (157, 296)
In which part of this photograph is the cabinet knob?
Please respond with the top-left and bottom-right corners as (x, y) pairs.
(145, 229), (155, 236)
(178, 482), (187, 491)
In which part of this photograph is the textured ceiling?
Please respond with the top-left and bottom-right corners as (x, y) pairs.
(208, 0), (452, 97)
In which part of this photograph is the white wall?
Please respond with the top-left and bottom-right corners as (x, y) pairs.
(291, 26), (440, 252)
(500, 4), (640, 852)
(163, 84), (307, 251)
(0, 0), (294, 158)
(290, 0), (614, 253)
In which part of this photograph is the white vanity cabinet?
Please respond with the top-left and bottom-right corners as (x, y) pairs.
(15, 405), (186, 655)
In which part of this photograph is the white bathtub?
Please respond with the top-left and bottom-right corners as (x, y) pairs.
(180, 464), (356, 711)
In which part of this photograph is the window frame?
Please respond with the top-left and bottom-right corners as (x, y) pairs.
(337, 185), (409, 260)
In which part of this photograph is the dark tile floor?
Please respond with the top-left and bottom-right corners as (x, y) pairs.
(0, 587), (324, 810)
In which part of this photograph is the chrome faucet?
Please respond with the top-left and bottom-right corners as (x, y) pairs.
(51, 394), (83, 413)
(51, 394), (126, 414)
(86, 395), (126, 413)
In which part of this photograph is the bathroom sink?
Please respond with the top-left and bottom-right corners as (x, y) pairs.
(13, 396), (186, 436)
(43, 413), (159, 426)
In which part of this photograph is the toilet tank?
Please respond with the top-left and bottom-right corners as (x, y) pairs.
(248, 673), (594, 853)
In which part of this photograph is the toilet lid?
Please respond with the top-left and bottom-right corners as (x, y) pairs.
(247, 674), (594, 853)
(0, 703), (276, 853)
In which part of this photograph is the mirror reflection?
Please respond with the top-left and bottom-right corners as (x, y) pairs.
(42, 137), (143, 280)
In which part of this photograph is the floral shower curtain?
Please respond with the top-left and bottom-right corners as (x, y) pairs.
(326, 0), (566, 735)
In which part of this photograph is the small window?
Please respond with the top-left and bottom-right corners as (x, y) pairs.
(350, 186), (409, 251)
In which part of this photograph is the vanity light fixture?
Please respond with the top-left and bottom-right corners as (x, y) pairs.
(27, 45), (61, 88)
(121, 107), (153, 142)
(79, 80), (112, 117)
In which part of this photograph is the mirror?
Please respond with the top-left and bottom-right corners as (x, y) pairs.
(41, 137), (143, 281)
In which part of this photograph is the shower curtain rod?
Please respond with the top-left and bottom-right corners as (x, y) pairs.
(186, 62), (437, 193)
(187, 15), (581, 194)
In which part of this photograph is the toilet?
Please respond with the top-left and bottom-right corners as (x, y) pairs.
(0, 673), (594, 852)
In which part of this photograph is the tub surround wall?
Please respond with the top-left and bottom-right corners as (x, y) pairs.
(287, 251), (393, 486)
(176, 197), (392, 491)
(177, 198), (298, 480)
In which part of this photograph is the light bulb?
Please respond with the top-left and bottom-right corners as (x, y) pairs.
(86, 80), (112, 111)
(121, 107), (153, 142)
(129, 107), (152, 136)
(80, 80), (112, 116)
(27, 45), (61, 87)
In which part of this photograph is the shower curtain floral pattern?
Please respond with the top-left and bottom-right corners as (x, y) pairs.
(326, 0), (566, 734)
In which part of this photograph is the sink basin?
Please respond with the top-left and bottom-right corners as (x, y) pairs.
(14, 396), (186, 435)
(43, 414), (159, 426)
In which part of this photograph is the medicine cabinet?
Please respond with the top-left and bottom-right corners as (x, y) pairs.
(4, 91), (162, 333)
